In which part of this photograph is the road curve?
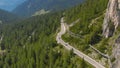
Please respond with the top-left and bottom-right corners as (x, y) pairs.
(56, 17), (105, 68)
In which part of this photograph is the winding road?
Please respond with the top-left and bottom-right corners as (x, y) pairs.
(56, 17), (105, 68)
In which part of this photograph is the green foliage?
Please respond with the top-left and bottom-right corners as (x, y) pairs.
(96, 38), (108, 53)
(111, 57), (116, 62)
(61, 2), (113, 67)
(65, 0), (108, 34)
(0, 10), (93, 68)
(0, 0), (110, 67)
(62, 0), (108, 52)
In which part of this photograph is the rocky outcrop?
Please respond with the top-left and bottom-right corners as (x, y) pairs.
(112, 36), (120, 68)
(103, 0), (120, 68)
(103, 0), (120, 38)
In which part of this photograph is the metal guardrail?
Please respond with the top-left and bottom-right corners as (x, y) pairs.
(89, 45), (110, 59)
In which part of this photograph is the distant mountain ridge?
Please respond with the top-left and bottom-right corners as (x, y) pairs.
(0, 9), (20, 23)
(12, 0), (83, 17)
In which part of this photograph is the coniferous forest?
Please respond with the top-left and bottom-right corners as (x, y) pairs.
(0, 0), (112, 68)
(0, 12), (93, 68)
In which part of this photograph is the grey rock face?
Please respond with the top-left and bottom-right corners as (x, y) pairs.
(103, 0), (120, 38)
(112, 36), (120, 68)
(103, 0), (120, 68)
(113, 36), (120, 59)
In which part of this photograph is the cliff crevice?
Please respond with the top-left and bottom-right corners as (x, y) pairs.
(103, 0), (120, 38)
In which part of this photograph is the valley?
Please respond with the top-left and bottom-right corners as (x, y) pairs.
(0, 0), (120, 68)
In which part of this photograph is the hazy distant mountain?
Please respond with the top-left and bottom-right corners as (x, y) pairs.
(12, 0), (83, 17)
(0, 9), (20, 23)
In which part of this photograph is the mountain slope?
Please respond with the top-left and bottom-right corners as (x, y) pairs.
(0, 11), (93, 68)
(1, 0), (118, 68)
(12, 0), (83, 17)
(62, 0), (120, 68)
(103, 0), (120, 68)
(62, 0), (111, 67)
(0, 9), (20, 23)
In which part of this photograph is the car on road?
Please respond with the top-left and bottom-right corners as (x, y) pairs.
(65, 43), (69, 46)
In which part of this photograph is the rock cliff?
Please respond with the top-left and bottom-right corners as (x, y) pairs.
(103, 0), (120, 68)
(103, 0), (120, 38)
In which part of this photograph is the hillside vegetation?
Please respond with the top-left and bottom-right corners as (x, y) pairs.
(0, 11), (93, 68)
(62, 0), (111, 67)
(63, 0), (108, 50)
(0, 0), (111, 67)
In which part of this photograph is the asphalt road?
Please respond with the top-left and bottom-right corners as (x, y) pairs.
(56, 17), (105, 68)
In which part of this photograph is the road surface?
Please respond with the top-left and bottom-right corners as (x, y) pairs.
(56, 17), (105, 68)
